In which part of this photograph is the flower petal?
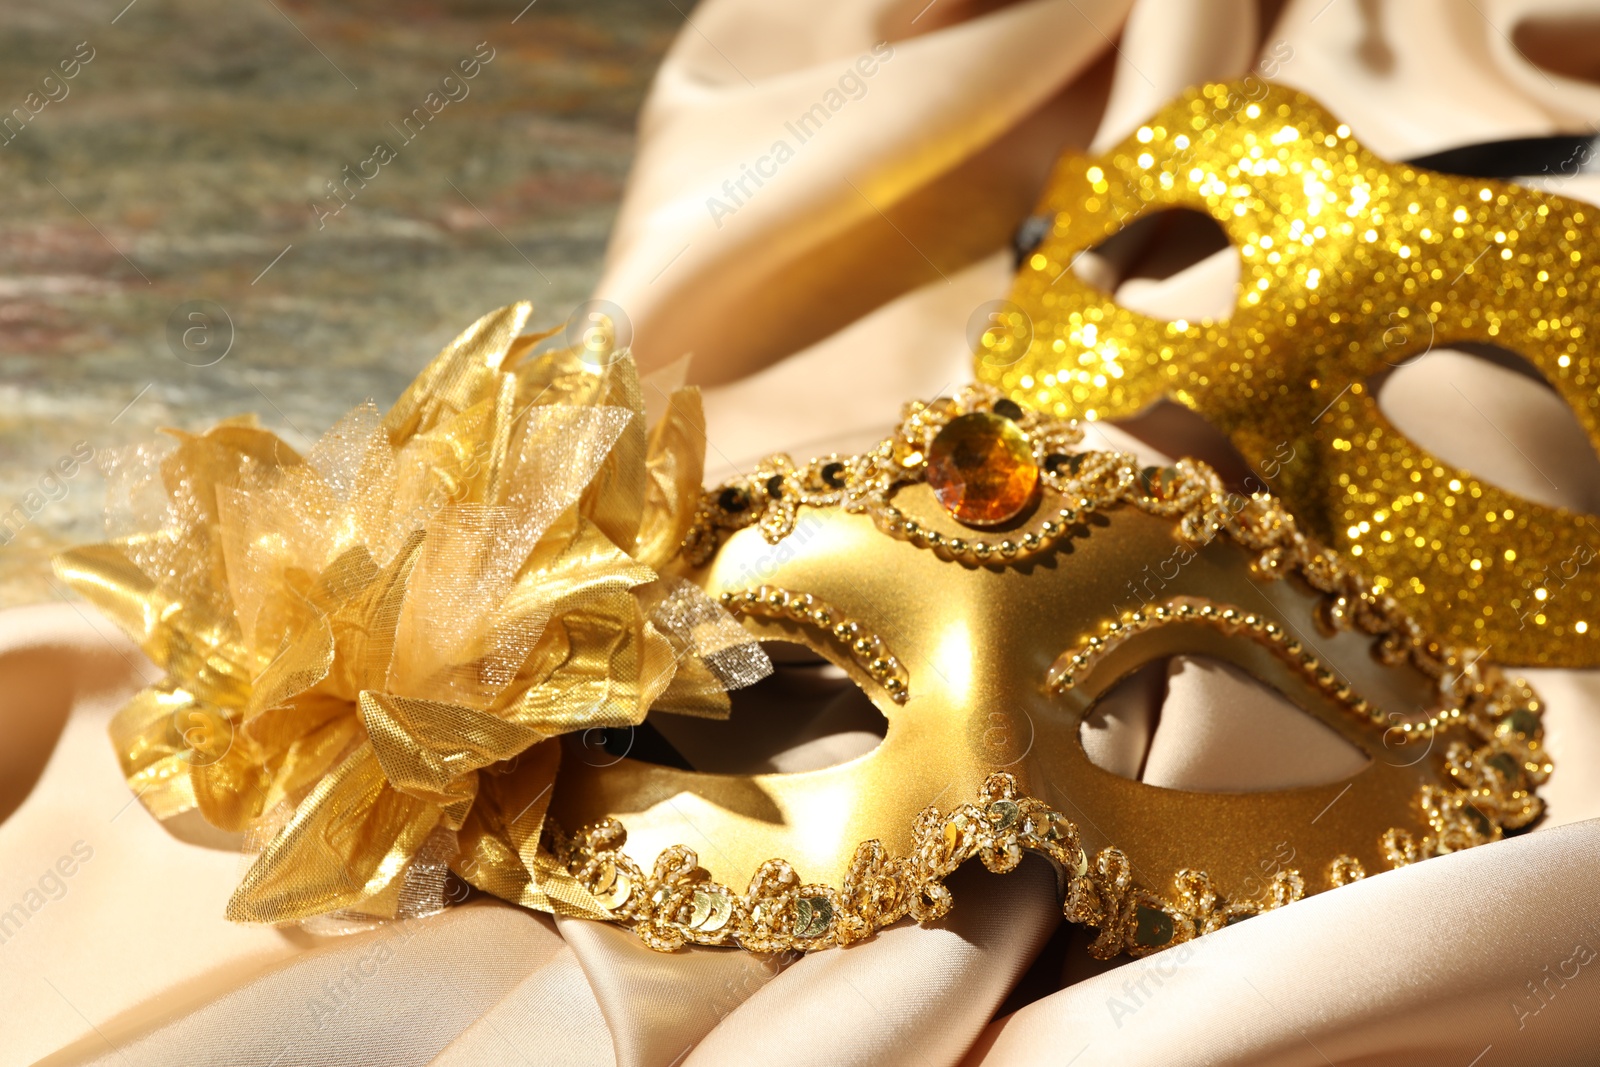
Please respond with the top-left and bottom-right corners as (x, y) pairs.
(359, 691), (545, 817)
(453, 740), (613, 919)
(636, 386), (707, 569)
(383, 303), (533, 446)
(227, 743), (441, 923)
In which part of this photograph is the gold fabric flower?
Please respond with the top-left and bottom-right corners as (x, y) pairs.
(56, 303), (756, 924)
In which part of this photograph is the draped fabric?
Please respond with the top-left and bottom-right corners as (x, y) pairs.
(7, 1), (1600, 1064)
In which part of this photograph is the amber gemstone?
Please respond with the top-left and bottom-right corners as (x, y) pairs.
(926, 412), (1039, 526)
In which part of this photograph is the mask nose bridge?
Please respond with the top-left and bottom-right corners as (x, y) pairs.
(888, 553), (1104, 780)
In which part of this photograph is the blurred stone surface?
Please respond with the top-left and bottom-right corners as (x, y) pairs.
(0, 0), (676, 607)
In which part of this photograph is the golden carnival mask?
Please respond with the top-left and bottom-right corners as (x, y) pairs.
(59, 306), (1549, 959)
(980, 81), (1600, 667)
(550, 384), (1549, 958)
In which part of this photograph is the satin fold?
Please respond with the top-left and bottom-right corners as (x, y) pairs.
(965, 820), (1600, 1067)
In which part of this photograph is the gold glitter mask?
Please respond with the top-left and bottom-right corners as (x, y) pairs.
(981, 81), (1600, 666)
(548, 386), (1549, 958)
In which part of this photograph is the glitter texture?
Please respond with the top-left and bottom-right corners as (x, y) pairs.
(985, 81), (1600, 666)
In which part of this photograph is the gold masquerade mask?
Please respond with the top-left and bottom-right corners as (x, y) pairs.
(59, 305), (1549, 959)
(980, 81), (1600, 666)
(550, 383), (1548, 958)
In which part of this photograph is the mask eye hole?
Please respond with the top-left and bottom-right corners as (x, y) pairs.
(1512, 14), (1600, 87)
(1078, 653), (1369, 792)
(1072, 207), (1239, 324)
(1372, 342), (1600, 514)
(621, 642), (886, 774)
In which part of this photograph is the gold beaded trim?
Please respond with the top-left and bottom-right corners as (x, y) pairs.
(1384, 693), (1552, 861)
(717, 586), (910, 704)
(551, 682), (1548, 959)
(683, 383), (1104, 567)
(1050, 596), (1398, 730)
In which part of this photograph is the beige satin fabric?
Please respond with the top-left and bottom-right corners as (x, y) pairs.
(1079, 655), (1371, 789)
(42, 902), (569, 1067)
(9, 0), (1600, 1064)
(965, 820), (1600, 1067)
